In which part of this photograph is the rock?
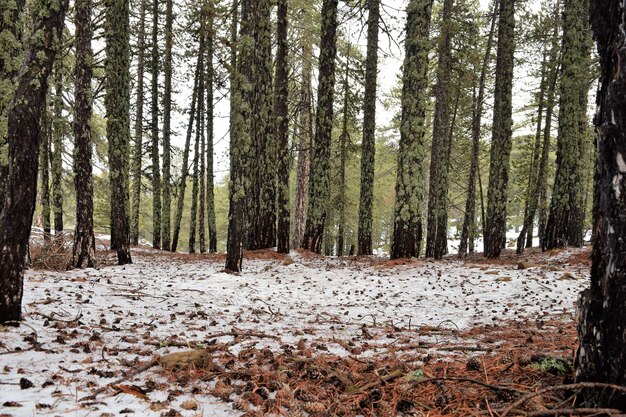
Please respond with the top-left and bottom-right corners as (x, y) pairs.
(517, 261), (538, 270)
(484, 270), (499, 275)
(495, 276), (512, 282)
(19, 377), (34, 389)
(158, 349), (219, 371)
(283, 257), (295, 266)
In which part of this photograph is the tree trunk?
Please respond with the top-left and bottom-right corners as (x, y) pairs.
(171, 57), (200, 253)
(72, 0), (96, 268)
(458, 0), (498, 258)
(106, 0), (132, 265)
(337, 53), (350, 257)
(40, 101), (51, 242)
(576, 0), (626, 407)
(484, 0), (515, 259)
(425, 0), (454, 260)
(198, 15), (207, 254)
(390, 0), (432, 260)
(274, 0), (290, 254)
(0, 0), (68, 323)
(226, 0), (253, 272)
(292, 19), (313, 250)
(161, 0), (173, 251)
(206, 7), (217, 253)
(189, 34), (205, 254)
(302, 0), (338, 253)
(51, 70), (64, 234)
(357, 0), (379, 256)
(130, 0), (146, 246)
(150, 0), (161, 249)
(543, 0), (591, 250)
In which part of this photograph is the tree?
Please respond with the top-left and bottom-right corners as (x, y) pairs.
(0, 0), (68, 323)
(130, 0), (146, 246)
(72, 0), (96, 268)
(543, 0), (591, 250)
(226, 0), (253, 271)
(274, 0), (290, 254)
(337, 52), (351, 257)
(51, 68), (64, 234)
(356, 0), (379, 256)
(302, 0), (339, 253)
(425, 0), (454, 260)
(40, 103), (52, 241)
(458, 0), (498, 257)
(206, 6), (217, 253)
(189, 31), (205, 254)
(161, 0), (173, 251)
(150, 0), (161, 249)
(390, 0), (432, 260)
(576, 0), (626, 404)
(106, 0), (133, 265)
(484, 0), (515, 259)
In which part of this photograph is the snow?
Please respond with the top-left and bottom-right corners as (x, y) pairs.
(0, 247), (590, 416)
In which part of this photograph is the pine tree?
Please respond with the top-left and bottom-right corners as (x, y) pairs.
(390, 0), (432, 259)
(576, 0), (626, 402)
(274, 0), (290, 254)
(292, 15), (313, 250)
(198, 14), (207, 253)
(161, 0), (173, 250)
(425, 0), (454, 259)
(106, 0), (132, 264)
(226, 0), (253, 271)
(356, 0), (379, 256)
(0, 0), (68, 323)
(171, 57), (200, 252)
(51, 69), (64, 234)
(483, 0), (515, 259)
(130, 0), (146, 246)
(206, 5), (217, 253)
(72, 0), (96, 268)
(189, 32), (205, 254)
(337, 53), (351, 257)
(150, 0), (161, 249)
(40, 102), (51, 241)
(458, 0), (498, 258)
(543, 0), (591, 250)
(302, 0), (339, 253)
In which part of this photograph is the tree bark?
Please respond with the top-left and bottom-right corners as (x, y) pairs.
(274, 0), (290, 254)
(576, 0), (626, 407)
(189, 32), (205, 254)
(206, 6), (217, 253)
(302, 0), (338, 253)
(51, 70), (64, 234)
(106, 0), (132, 265)
(337, 53), (350, 257)
(357, 0), (379, 256)
(40, 101), (51, 242)
(484, 0), (515, 259)
(0, 0), (68, 323)
(390, 0), (432, 260)
(150, 0), (161, 249)
(72, 0), (96, 268)
(161, 0), (173, 251)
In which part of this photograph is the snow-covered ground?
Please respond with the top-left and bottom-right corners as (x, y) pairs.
(0, 247), (590, 416)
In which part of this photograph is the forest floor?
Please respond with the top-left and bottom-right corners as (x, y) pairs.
(0, 238), (596, 417)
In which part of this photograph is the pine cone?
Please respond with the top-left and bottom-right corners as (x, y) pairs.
(302, 401), (326, 413)
(466, 356), (482, 371)
(498, 350), (515, 365)
(286, 407), (306, 417)
(232, 398), (249, 411)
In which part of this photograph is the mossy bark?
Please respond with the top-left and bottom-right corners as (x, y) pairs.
(543, 0), (591, 250)
(39, 101), (51, 241)
(484, 0), (515, 259)
(0, 0), (67, 323)
(390, 0), (432, 259)
(576, 0), (626, 406)
(105, 0), (132, 264)
(357, 0), (379, 256)
(150, 0), (161, 249)
(302, 0), (338, 253)
(72, 0), (96, 268)
(337, 54), (350, 257)
(425, 0), (454, 260)
(51, 69), (64, 234)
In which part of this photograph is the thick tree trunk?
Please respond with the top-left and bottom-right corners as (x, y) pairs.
(390, 0), (432, 260)
(150, 0), (161, 249)
(357, 0), (379, 256)
(171, 58), (200, 253)
(274, 0), (290, 254)
(0, 0), (67, 323)
(106, 0), (132, 265)
(484, 0), (515, 259)
(130, 0), (146, 246)
(425, 0), (454, 260)
(161, 0), (173, 251)
(458, 0), (498, 258)
(302, 0), (338, 253)
(40, 102), (51, 242)
(576, 0), (626, 407)
(292, 22), (313, 250)
(543, 0), (591, 250)
(72, 0), (96, 268)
